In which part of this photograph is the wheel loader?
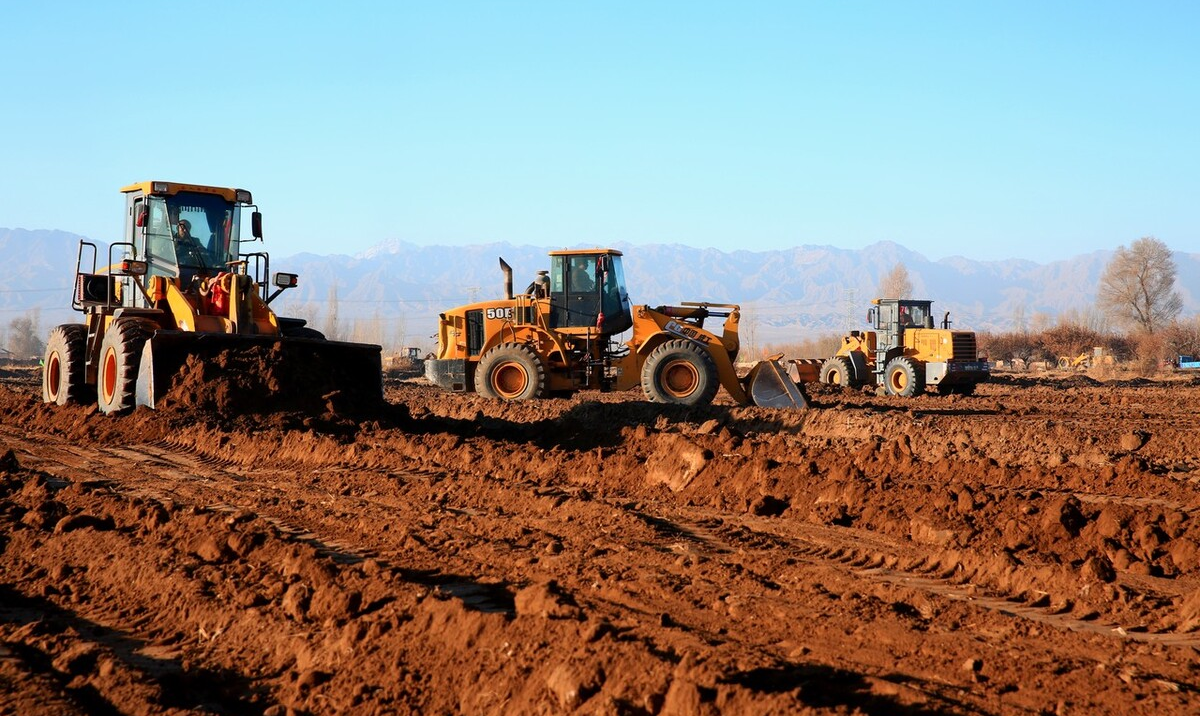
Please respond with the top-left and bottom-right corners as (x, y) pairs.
(425, 249), (807, 408)
(817, 298), (989, 396)
(41, 181), (383, 413)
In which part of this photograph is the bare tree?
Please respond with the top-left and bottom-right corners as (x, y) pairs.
(877, 263), (912, 299)
(1057, 306), (1111, 334)
(1161, 316), (1200, 359)
(390, 312), (408, 355)
(1010, 302), (1028, 333)
(323, 284), (340, 341)
(1097, 237), (1182, 333)
(8, 312), (44, 359)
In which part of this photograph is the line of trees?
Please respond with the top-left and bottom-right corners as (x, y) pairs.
(886, 236), (1194, 371)
(981, 236), (1195, 369)
(980, 315), (1200, 369)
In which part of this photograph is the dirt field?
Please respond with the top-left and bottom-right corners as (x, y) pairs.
(2, 364), (1200, 715)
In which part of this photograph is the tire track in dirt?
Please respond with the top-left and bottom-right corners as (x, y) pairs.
(615, 501), (1200, 647)
(5, 430), (390, 565)
(4, 428), (559, 615)
(17, 423), (1200, 649)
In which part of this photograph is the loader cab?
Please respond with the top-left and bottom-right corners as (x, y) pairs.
(869, 299), (934, 347)
(122, 182), (254, 306)
(547, 249), (632, 335)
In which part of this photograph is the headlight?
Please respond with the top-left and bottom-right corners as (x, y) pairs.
(235, 189), (252, 204)
(152, 181), (169, 193)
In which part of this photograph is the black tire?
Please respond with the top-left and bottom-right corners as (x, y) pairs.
(884, 356), (925, 397)
(475, 343), (546, 401)
(641, 339), (719, 406)
(819, 356), (854, 388)
(97, 318), (156, 414)
(43, 324), (94, 405)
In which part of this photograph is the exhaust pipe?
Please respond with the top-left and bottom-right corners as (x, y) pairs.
(499, 257), (513, 300)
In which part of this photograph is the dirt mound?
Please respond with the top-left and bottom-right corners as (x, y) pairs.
(158, 342), (390, 422)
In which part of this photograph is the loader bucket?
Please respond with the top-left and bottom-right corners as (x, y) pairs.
(135, 330), (383, 413)
(744, 356), (809, 409)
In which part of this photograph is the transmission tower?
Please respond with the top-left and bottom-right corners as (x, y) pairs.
(843, 288), (857, 332)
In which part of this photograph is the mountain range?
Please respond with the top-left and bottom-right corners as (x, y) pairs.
(2, 228), (1197, 353)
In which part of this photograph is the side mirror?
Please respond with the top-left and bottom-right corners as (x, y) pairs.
(252, 212), (263, 240)
(866, 308), (876, 326)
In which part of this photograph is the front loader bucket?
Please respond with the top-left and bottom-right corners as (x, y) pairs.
(744, 356), (809, 409)
(136, 331), (383, 413)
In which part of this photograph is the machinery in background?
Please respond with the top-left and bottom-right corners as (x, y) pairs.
(1057, 347), (1114, 370)
(818, 298), (989, 397)
(425, 249), (806, 408)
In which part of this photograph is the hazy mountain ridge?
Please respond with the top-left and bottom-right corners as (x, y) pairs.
(2, 228), (1197, 351)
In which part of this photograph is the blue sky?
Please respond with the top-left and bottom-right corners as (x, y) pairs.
(1, 1), (1196, 261)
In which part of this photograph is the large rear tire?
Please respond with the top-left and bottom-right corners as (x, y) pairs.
(819, 356), (854, 388)
(641, 339), (719, 406)
(475, 343), (546, 401)
(43, 324), (94, 405)
(884, 356), (925, 397)
(97, 318), (156, 414)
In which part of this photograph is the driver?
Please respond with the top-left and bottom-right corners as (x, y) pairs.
(177, 219), (196, 243)
(176, 219), (211, 265)
(571, 260), (594, 291)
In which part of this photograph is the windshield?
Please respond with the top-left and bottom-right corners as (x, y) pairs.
(898, 302), (930, 328)
(145, 192), (241, 275)
(599, 255), (632, 333)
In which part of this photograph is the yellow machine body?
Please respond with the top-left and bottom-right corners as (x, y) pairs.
(427, 249), (806, 408)
(41, 181), (382, 413)
(818, 298), (989, 397)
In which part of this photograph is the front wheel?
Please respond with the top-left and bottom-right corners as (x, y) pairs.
(641, 339), (719, 406)
(97, 318), (156, 414)
(475, 343), (546, 401)
(884, 356), (925, 397)
(43, 324), (94, 405)
(819, 356), (854, 388)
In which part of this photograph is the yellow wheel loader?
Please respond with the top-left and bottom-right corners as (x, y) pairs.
(1057, 352), (1091, 370)
(42, 181), (382, 413)
(425, 249), (806, 408)
(818, 298), (988, 397)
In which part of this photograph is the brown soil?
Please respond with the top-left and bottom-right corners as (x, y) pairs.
(2, 364), (1200, 715)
